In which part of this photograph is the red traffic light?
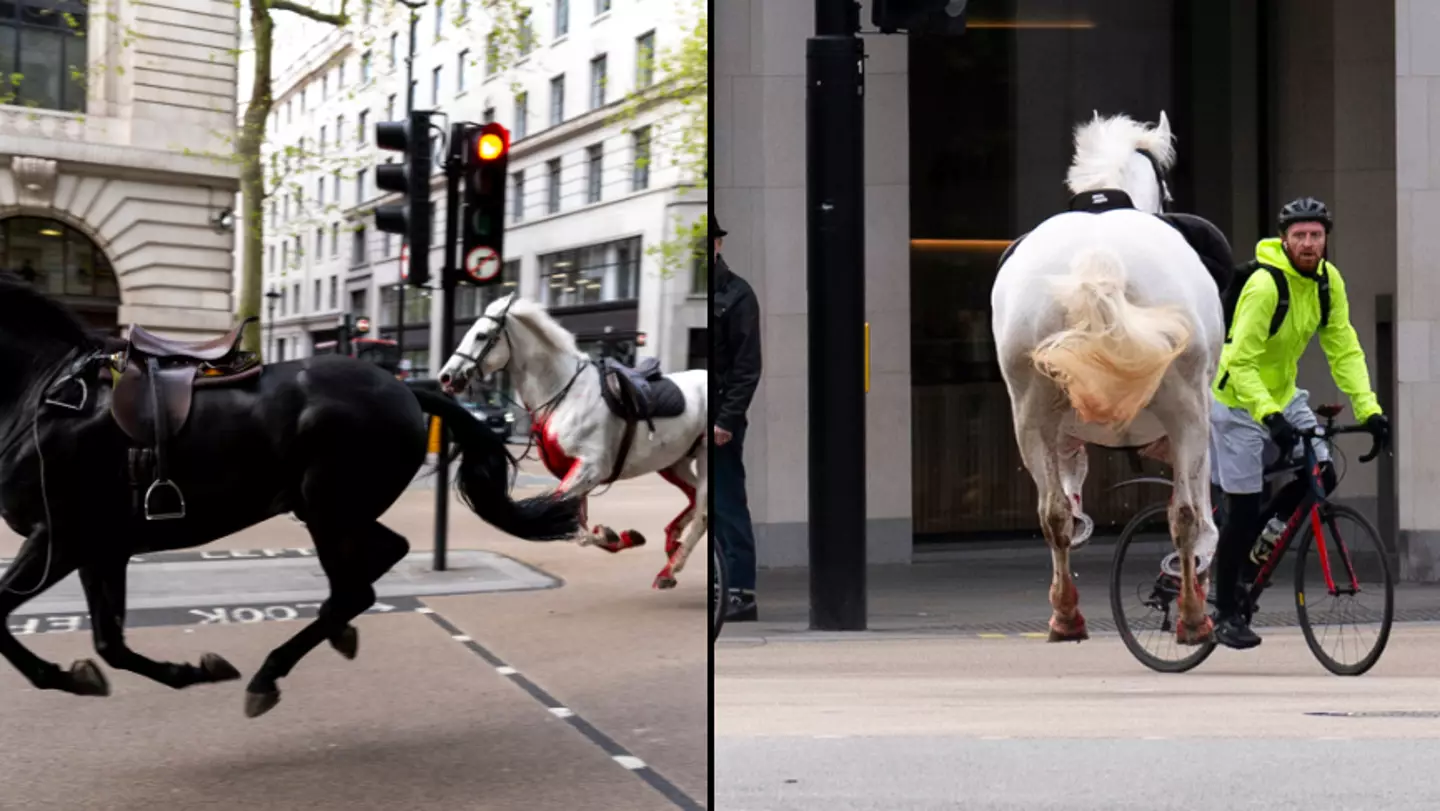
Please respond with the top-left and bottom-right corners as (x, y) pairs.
(474, 122), (510, 162)
(636, 332), (647, 346)
(355, 317), (371, 334)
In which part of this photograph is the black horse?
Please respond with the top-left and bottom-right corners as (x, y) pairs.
(0, 271), (583, 717)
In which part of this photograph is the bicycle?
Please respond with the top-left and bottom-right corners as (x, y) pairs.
(1109, 403), (1393, 676)
(711, 533), (728, 643)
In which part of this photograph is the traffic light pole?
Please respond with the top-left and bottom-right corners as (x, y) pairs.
(395, 0), (422, 366)
(432, 122), (467, 572)
(807, 0), (867, 630)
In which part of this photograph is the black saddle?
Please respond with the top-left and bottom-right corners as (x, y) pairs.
(996, 192), (1236, 294)
(596, 357), (689, 484)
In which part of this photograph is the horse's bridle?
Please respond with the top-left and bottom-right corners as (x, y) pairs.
(450, 295), (589, 424)
(451, 293), (519, 374)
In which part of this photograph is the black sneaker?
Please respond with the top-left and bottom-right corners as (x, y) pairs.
(1214, 614), (1261, 650)
(726, 590), (757, 622)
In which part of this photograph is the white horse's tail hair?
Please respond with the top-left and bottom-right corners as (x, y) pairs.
(1030, 247), (1192, 430)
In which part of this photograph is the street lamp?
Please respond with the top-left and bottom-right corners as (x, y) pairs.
(264, 287), (282, 361)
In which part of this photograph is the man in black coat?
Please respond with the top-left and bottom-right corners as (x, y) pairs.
(712, 214), (761, 621)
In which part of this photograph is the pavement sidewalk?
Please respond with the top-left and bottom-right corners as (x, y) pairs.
(722, 538), (1440, 640)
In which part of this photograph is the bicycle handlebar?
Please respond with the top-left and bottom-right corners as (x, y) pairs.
(1295, 422), (1387, 464)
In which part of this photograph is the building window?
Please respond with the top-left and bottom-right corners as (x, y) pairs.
(434, 0), (444, 40)
(337, 61), (345, 89)
(595, 0), (610, 15)
(358, 109), (368, 143)
(457, 49), (468, 93)
(546, 158), (561, 214)
(333, 170), (341, 201)
(632, 126), (651, 190)
(549, 74), (565, 126)
(0, 0), (88, 113)
(336, 114), (345, 147)
(328, 276), (338, 310)
(317, 177), (326, 206)
(330, 223), (339, 256)
(386, 94), (396, 122)
(691, 239), (706, 294)
(539, 236), (640, 308)
(482, 106), (495, 124)
(511, 171), (525, 223)
(0, 216), (119, 301)
(589, 54), (606, 109)
(361, 50), (372, 83)
(636, 31), (655, 88)
(313, 279), (321, 311)
(350, 288), (368, 318)
(389, 32), (399, 68)
(352, 226), (367, 265)
(586, 144), (602, 204)
(485, 32), (498, 76)
(356, 168), (368, 202)
(686, 328), (707, 370)
(454, 259), (519, 318)
(514, 92), (528, 138)
(519, 10), (535, 55)
(431, 66), (442, 105)
(315, 228), (324, 259)
(319, 125), (327, 154)
(554, 0), (568, 38)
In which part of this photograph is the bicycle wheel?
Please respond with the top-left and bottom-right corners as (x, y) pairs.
(1110, 502), (1218, 673)
(711, 540), (727, 643)
(1293, 503), (1394, 676)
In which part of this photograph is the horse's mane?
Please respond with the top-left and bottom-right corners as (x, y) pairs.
(493, 294), (581, 357)
(0, 269), (95, 350)
(1064, 112), (1175, 196)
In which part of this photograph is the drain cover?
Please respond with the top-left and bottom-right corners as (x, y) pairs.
(1306, 711), (1440, 718)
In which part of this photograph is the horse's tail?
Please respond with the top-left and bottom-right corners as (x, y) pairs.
(1030, 246), (1192, 429)
(410, 387), (584, 541)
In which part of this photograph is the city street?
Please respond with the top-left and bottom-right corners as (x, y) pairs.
(0, 454), (708, 811)
(716, 561), (1440, 811)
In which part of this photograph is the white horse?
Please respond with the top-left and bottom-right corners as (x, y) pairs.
(990, 111), (1222, 645)
(436, 293), (709, 589)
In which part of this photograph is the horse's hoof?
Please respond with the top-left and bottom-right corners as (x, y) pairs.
(199, 653), (241, 682)
(244, 689), (281, 719)
(621, 530), (646, 550)
(68, 659), (110, 696)
(653, 571), (678, 590)
(330, 626), (359, 660)
(1047, 617), (1089, 643)
(593, 527), (624, 553)
(1176, 616), (1215, 646)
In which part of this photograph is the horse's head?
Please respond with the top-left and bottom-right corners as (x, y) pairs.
(0, 269), (98, 414)
(439, 293), (521, 395)
(1065, 110), (1176, 214)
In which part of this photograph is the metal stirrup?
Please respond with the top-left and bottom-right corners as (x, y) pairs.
(144, 478), (186, 521)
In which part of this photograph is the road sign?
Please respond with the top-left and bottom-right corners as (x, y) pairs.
(464, 245), (501, 283)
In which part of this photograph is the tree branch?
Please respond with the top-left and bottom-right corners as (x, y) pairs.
(269, 0), (349, 26)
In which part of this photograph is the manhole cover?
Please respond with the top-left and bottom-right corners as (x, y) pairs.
(1305, 711), (1440, 718)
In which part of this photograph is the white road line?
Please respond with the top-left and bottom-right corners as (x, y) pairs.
(549, 707), (575, 718)
(451, 634), (472, 642)
(613, 755), (647, 770)
(496, 666), (518, 675)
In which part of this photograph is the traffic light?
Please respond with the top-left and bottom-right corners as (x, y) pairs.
(872, 0), (967, 34)
(459, 121), (510, 286)
(374, 109), (434, 287)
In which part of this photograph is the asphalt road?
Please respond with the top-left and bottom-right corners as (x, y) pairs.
(715, 624), (1440, 811)
(0, 459), (709, 811)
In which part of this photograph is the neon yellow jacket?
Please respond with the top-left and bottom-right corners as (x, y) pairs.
(1213, 238), (1382, 424)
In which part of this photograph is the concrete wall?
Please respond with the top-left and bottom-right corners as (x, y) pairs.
(1394, 0), (1440, 579)
(0, 0), (241, 337)
(714, 0), (913, 568)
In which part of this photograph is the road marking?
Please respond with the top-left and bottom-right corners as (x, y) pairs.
(1019, 632), (1049, 639)
(977, 633), (1007, 639)
(7, 597), (422, 637)
(417, 603), (703, 811)
(415, 607), (436, 614)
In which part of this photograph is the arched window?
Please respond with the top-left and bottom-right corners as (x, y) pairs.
(0, 216), (118, 300)
(0, 0), (89, 113)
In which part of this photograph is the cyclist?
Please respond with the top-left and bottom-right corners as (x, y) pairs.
(1207, 196), (1390, 650)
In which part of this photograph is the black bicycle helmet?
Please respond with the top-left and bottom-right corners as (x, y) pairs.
(1278, 196), (1333, 234)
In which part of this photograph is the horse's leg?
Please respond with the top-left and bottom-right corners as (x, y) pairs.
(0, 530), (107, 696)
(562, 459), (642, 553)
(243, 521), (408, 718)
(654, 448), (707, 589)
(1012, 387), (1088, 642)
(659, 460), (699, 557)
(1057, 435), (1095, 549)
(1154, 385), (1217, 645)
(78, 555), (240, 688)
(317, 523), (409, 661)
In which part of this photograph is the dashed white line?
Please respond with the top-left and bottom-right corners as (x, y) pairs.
(451, 634), (472, 642)
(496, 665), (518, 675)
(614, 755), (647, 770)
(415, 607), (436, 615)
(549, 707), (575, 718)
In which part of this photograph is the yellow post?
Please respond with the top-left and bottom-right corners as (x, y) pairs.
(864, 322), (870, 393)
(428, 416), (442, 454)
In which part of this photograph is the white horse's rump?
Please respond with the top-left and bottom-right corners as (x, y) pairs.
(1031, 245), (1191, 430)
(991, 111), (1222, 646)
